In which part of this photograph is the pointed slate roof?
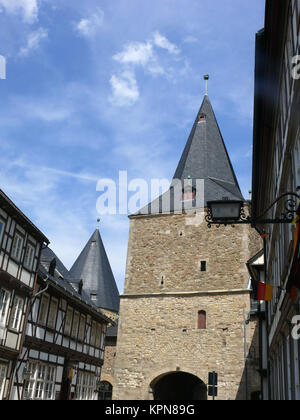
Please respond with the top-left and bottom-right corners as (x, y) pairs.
(135, 95), (244, 215)
(69, 229), (120, 312)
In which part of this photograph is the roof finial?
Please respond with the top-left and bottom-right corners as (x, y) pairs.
(97, 218), (100, 229)
(204, 74), (209, 96)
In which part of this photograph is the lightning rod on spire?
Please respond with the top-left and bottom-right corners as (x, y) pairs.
(204, 74), (209, 96)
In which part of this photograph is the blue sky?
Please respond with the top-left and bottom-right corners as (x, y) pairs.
(0, 0), (265, 293)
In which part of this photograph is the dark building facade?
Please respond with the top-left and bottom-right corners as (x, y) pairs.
(252, 0), (300, 400)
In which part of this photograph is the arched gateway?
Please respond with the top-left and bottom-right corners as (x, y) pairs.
(151, 372), (207, 401)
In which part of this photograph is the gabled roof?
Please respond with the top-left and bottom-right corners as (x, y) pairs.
(0, 189), (49, 244)
(69, 229), (120, 313)
(135, 95), (244, 215)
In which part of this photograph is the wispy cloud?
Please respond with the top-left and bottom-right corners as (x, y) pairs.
(75, 7), (104, 38)
(110, 31), (183, 106)
(109, 70), (139, 107)
(19, 27), (48, 56)
(10, 159), (100, 183)
(153, 31), (180, 54)
(0, 0), (39, 24)
(182, 35), (199, 44)
(113, 41), (154, 67)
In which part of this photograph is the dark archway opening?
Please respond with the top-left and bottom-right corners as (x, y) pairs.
(152, 372), (207, 400)
(98, 381), (112, 400)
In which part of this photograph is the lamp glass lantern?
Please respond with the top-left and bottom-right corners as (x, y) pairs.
(207, 200), (244, 222)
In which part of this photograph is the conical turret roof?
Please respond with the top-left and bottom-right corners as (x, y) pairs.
(135, 95), (243, 215)
(69, 229), (119, 312)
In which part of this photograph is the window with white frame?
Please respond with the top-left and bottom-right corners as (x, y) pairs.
(24, 361), (56, 400)
(8, 296), (24, 331)
(24, 244), (35, 270)
(0, 363), (8, 399)
(11, 232), (24, 261)
(38, 294), (50, 326)
(0, 289), (11, 333)
(47, 298), (58, 329)
(75, 371), (96, 400)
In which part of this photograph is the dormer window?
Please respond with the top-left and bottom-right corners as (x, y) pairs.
(182, 187), (196, 201)
(91, 293), (98, 302)
(199, 114), (206, 122)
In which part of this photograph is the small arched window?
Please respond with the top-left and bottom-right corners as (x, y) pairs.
(198, 310), (206, 330)
(98, 381), (113, 400)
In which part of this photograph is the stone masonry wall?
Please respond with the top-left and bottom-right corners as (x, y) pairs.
(114, 293), (259, 400)
(114, 210), (262, 400)
(101, 341), (116, 386)
(124, 211), (260, 294)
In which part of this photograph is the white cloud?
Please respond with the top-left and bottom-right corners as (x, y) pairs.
(109, 71), (139, 107)
(113, 31), (180, 70)
(113, 41), (153, 66)
(75, 8), (104, 38)
(153, 31), (180, 54)
(0, 0), (39, 23)
(19, 27), (48, 57)
(110, 31), (182, 106)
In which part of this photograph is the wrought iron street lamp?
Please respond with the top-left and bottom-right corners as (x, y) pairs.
(206, 189), (300, 228)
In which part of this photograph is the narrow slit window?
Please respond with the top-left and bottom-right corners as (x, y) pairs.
(198, 311), (206, 330)
(201, 261), (207, 272)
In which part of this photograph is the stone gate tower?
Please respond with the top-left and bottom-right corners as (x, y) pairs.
(113, 95), (261, 400)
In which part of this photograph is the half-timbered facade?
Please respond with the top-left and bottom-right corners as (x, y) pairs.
(0, 189), (49, 400)
(11, 247), (113, 400)
(252, 0), (300, 400)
